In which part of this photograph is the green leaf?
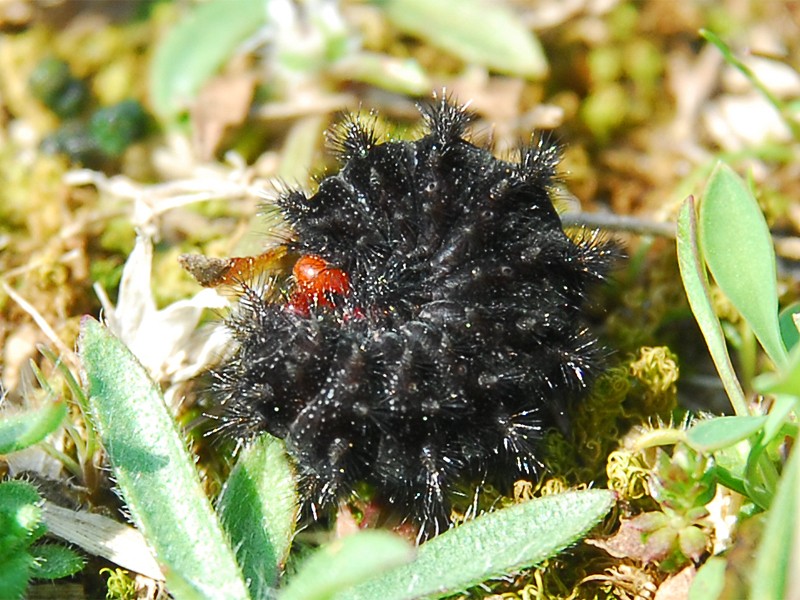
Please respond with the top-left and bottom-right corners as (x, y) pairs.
(778, 301), (800, 351)
(754, 343), (800, 397)
(150, 0), (267, 120)
(336, 489), (615, 600)
(743, 435), (777, 510)
(676, 196), (749, 415)
(0, 551), (33, 600)
(280, 531), (414, 600)
(29, 543), (85, 580)
(686, 416), (767, 453)
(712, 465), (749, 498)
(0, 480), (43, 543)
(761, 395), (798, 446)
(380, 0), (548, 79)
(751, 440), (800, 599)
(698, 162), (787, 368)
(688, 555), (725, 600)
(0, 397), (67, 455)
(332, 53), (430, 96)
(78, 317), (250, 600)
(217, 434), (298, 598)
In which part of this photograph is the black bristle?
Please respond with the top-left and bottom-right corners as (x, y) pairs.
(210, 97), (619, 539)
(326, 111), (379, 162)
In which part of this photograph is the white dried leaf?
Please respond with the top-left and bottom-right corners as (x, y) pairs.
(703, 94), (792, 152)
(96, 235), (229, 385)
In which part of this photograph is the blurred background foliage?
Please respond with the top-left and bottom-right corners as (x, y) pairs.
(1, 1), (800, 598)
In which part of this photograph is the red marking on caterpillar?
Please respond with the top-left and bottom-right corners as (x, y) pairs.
(289, 254), (352, 315)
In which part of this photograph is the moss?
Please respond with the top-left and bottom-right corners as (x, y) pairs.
(627, 346), (679, 417)
(0, 28), (60, 130)
(0, 148), (70, 237)
(607, 2), (640, 41)
(88, 256), (125, 297)
(100, 568), (137, 600)
(0, 3), (794, 599)
(580, 84), (629, 143)
(587, 46), (624, 86)
(151, 245), (206, 308)
(52, 16), (154, 104)
(606, 448), (652, 501)
(604, 247), (691, 354)
(98, 217), (136, 256)
(92, 54), (143, 106)
(571, 364), (632, 477)
(28, 57), (89, 118)
(565, 346), (678, 489)
(622, 39), (663, 90)
(541, 429), (583, 477)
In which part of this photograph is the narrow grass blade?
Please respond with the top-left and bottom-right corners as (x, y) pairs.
(0, 397), (67, 454)
(700, 29), (800, 140)
(150, 0), (266, 119)
(676, 196), (749, 415)
(38, 344), (98, 462)
(280, 531), (414, 600)
(217, 434), (298, 598)
(382, 0), (548, 78)
(698, 163), (787, 368)
(78, 317), (250, 600)
(336, 489), (615, 600)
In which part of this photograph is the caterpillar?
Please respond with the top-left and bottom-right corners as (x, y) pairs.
(190, 96), (618, 539)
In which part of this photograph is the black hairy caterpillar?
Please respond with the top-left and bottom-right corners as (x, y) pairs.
(201, 97), (618, 539)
